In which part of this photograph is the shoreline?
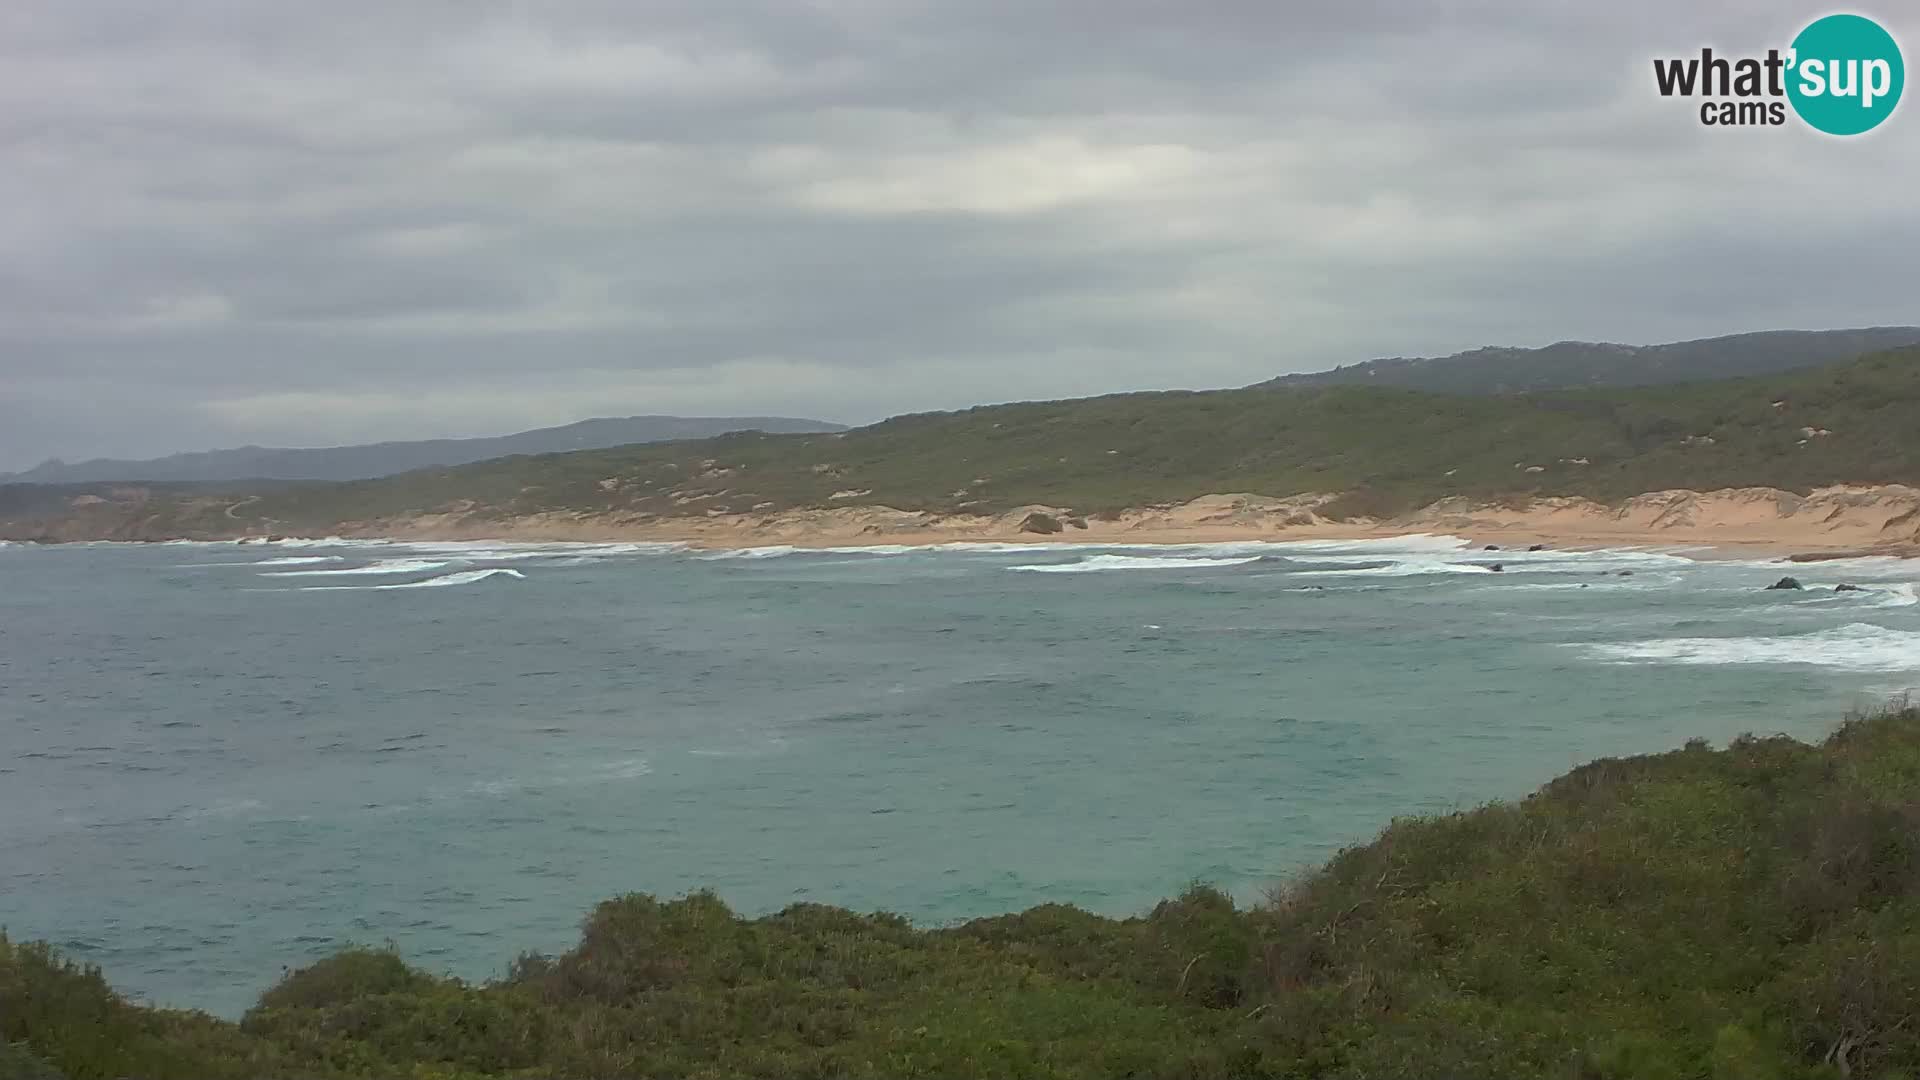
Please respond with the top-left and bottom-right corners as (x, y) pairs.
(315, 485), (1920, 562)
(10, 485), (1920, 561)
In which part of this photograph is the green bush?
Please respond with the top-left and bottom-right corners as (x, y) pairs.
(9, 705), (1920, 1078)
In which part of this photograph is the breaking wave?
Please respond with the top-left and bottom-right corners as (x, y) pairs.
(297, 568), (526, 591)
(1581, 622), (1920, 673)
(1291, 559), (1498, 577)
(1008, 554), (1266, 573)
(264, 559), (455, 577)
(1866, 583), (1919, 608)
(249, 556), (346, 567)
(696, 545), (801, 560)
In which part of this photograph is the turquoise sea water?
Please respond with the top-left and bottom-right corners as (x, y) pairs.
(2, 535), (1917, 1017)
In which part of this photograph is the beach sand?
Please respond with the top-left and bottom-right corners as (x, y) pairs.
(340, 484), (1920, 559)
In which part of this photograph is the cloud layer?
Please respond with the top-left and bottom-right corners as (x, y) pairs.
(4, 1), (1916, 468)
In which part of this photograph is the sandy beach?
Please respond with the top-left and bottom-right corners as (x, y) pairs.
(324, 484), (1920, 560)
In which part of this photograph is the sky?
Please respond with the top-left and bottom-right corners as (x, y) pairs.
(3, 1), (1916, 470)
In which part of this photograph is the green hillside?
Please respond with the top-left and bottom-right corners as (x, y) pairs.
(7, 705), (1920, 1079)
(4, 347), (1919, 539)
(1261, 327), (1920, 395)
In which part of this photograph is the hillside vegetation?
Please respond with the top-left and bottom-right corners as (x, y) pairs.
(4, 347), (1920, 539)
(6, 705), (1920, 1078)
(1261, 327), (1920, 395)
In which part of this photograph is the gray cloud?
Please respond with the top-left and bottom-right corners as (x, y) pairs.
(2, 0), (1916, 468)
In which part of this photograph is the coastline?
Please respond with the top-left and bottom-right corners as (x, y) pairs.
(10, 484), (1920, 561)
(327, 485), (1920, 561)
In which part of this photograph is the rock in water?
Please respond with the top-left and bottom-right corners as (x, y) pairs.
(1018, 512), (1064, 535)
(1835, 583), (1864, 592)
(1484, 544), (1501, 551)
(1489, 563), (1504, 572)
(1527, 543), (1547, 551)
(1765, 577), (1804, 591)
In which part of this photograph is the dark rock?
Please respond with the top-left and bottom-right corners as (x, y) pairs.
(1527, 544), (1547, 551)
(1765, 576), (1804, 591)
(1489, 563), (1504, 572)
(1617, 570), (1634, 576)
(1018, 512), (1064, 535)
(1483, 544), (1501, 550)
(1835, 583), (1864, 592)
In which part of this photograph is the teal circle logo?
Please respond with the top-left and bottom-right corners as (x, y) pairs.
(1786, 14), (1904, 135)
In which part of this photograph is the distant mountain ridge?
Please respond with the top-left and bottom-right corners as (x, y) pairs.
(1261, 327), (1920, 394)
(3, 415), (848, 484)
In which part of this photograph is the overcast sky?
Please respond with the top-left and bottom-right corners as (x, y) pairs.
(3, 1), (1915, 469)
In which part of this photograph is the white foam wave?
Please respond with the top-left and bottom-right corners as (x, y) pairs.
(944, 535), (1476, 558)
(697, 545), (801, 560)
(298, 568), (525, 591)
(1260, 533), (1474, 554)
(1582, 622), (1920, 673)
(250, 555), (346, 567)
(574, 542), (688, 556)
(588, 757), (653, 781)
(399, 541), (691, 564)
(697, 543), (931, 559)
(925, 541), (1084, 552)
(1866, 583), (1919, 608)
(1292, 559), (1497, 578)
(264, 558), (455, 577)
(1009, 554), (1266, 573)
(243, 537), (395, 548)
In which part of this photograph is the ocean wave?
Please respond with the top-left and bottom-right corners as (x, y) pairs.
(249, 556), (347, 567)
(1784, 582), (1918, 607)
(1864, 583), (1919, 608)
(573, 542), (689, 556)
(1581, 622), (1920, 673)
(240, 537), (395, 548)
(696, 545), (801, 560)
(933, 541), (1117, 554)
(1260, 533), (1473, 554)
(297, 568), (525, 591)
(690, 535), (1483, 560)
(586, 757), (653, 781)
(1291, 559), (1497, 577)
(696, 543), (934, 560)
(264, 558), (455, 577)
(1008, 554), (1266, 573)
(1496, 573), (1687, 591)
(399, 541), (691, 565)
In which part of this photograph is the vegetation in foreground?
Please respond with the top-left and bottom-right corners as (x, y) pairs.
(6, 346), (1920, 540)
(7, 705), (1920, 1079)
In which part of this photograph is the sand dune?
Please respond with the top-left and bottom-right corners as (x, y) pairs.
(355, 484), (1920, 558)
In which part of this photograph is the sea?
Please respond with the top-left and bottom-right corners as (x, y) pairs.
(2, 535), (1917, 1017)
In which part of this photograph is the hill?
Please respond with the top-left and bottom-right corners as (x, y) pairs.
(1262, 326), (1920, 395)
(0, 415), (847, 484)
(5, 704), (1919, 1078)
(4, 346), (1920, 542)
